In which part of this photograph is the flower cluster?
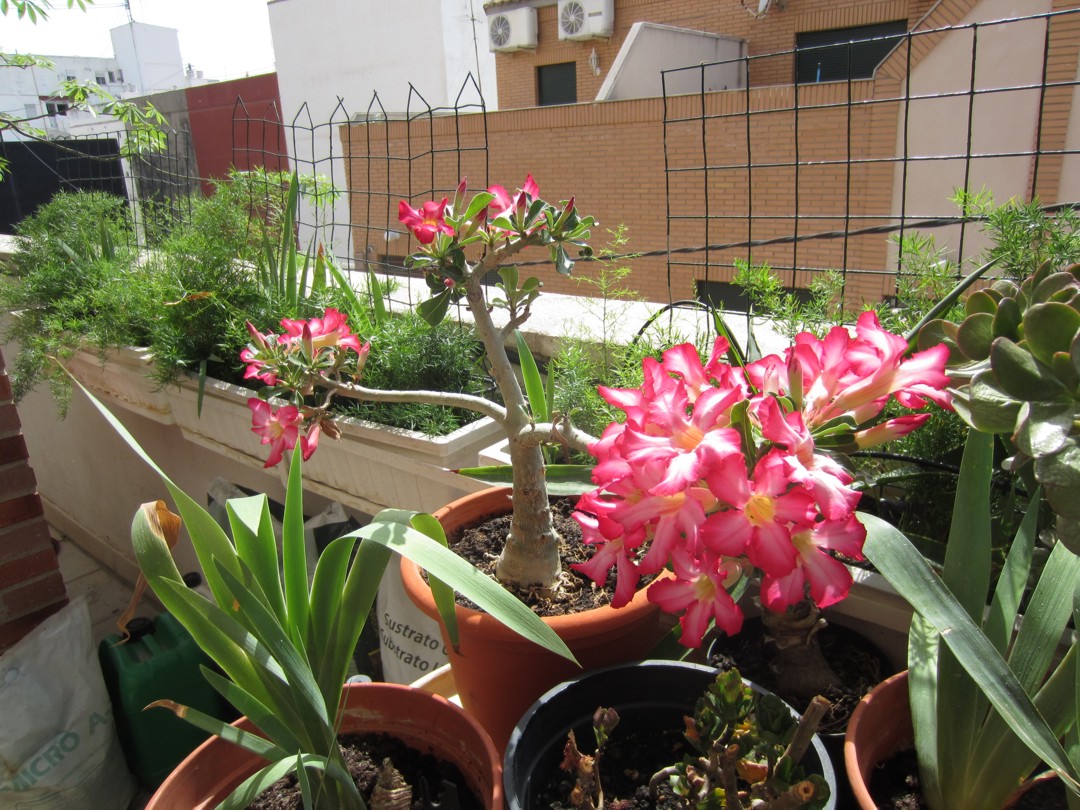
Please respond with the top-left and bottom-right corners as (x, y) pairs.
(573, 311), (951, 647)
(242, 308), (370, 467)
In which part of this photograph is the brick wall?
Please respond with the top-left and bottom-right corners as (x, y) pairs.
(0, 350), (67, 654)
(344, 1), (1075, 310)
(345, 79), (903, 306)
(494, 0), (945, 110)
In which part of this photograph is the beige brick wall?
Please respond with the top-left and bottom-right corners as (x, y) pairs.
(343, 1), (1076, 309)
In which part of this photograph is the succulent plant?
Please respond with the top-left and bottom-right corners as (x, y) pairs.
(918, 261), (1080, 548)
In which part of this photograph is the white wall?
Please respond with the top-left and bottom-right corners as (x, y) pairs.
(110, 22), (186, 93)
(597, 23), (746, 102)
(268, 0), (497, 264)
(889, 0), (1055, 267)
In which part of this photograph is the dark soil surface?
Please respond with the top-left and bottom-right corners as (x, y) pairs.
(529, 717), (695, 809)
(868, 748), (1067, 810)
(244, 732), (483, 810)
(707, 617), (894, 737)
(446, 497), (624, 617)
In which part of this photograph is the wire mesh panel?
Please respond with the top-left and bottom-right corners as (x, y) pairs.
(662, 8), (1080, 312)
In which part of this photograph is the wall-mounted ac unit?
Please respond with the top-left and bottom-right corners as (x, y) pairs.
(557, 0), (614, 41)
(488, 7), (538, 53)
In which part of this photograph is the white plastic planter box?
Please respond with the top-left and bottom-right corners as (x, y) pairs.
(66, 346), (174, 425)
(169, 375), (499, 514)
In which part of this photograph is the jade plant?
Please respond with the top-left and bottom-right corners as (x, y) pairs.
(562, 668), (831, 809)
(918, 260), (1080, 547)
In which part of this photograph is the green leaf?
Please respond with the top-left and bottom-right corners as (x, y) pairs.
(992, 296), (1023, 341)
(1015, 401), (1075, 458)
(408, 512), (460, 651)
(147, 697), (284, 761)
(1024, 302), (1080, 367)
(460, 191), (495, 224)
(965, 289), (1000, 316)
(455, 464), (597, 496)
(956, 312), (995, 361)
(367, 267), (388, 326)
(968, 371), (1023, 433)
(282, 449), (309, 650)
(516, 330), (548, 422)
(198, 666), (303, 755)
(227, 495), (286, 625)
(990, 338), (1066, 401)
(417, 289), (452, 327)
(908, 258), (999, 351)
(862, 512), (1080, 796)
(354, 518), (576, 663)
(553, 244), (575, 276)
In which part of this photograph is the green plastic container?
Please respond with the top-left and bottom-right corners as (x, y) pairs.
(97, 612), (229, 789)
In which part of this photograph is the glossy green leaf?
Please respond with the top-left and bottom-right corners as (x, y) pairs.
(147, 698), (284, 760)
(906, 258), (999, 351)
(282, 449), (309, 650)
(1032, 272), (1079, 305)
(516, 330), (548, 423)
(965, 289), (1000, 316)
(1016, 401), (1074, 458)
(353, 518), (576, 663)
(1025, 302), (1080, 366)
(417, 289), (452, 327)
(199, 666), (303, 755)
(968, 371), (1023, 433)
(992, 296), (1023, 341)
(862, 512), (1080, 797)
(956, 312), (995, 361)
(460, 190), (495, 224)
(990, 338), (1066, 401)
(916, 320), (962, 363)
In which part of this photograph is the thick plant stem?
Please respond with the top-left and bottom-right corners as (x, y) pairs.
(761, 599), (842, 703)
(464, 263), (561, 590)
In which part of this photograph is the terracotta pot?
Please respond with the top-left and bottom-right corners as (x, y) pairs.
(504, 661), (837, 810)
(845, 671), (1061, 810)
(147, 681), (503, 809)
(400, 487), (669, 755)
(844, 669), (913, 810)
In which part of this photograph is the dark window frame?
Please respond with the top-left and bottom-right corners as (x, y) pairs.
(537, 61), (577, 107)
(795, 20), (908, 84)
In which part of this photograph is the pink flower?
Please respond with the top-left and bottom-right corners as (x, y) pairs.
(486, 174), (540, 227)
(398, 198), (454, 244)
(753, 397), (861, 520)
(279, 308), (364, 354)
(702, 451), (816, 577)
(759, 514), (866, 612)
(647, 548), (745, 647)
(242, 322), (279, 385)
(248, 398), (303, 468)
(854, 413), (931, 449)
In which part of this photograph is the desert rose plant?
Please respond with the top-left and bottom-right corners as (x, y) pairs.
(572, 312), (951, 697)
(242, 175), (597, 593)
(240, 177), (950, 686)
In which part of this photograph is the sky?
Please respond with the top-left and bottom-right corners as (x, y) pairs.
(3, 0), (277, 82)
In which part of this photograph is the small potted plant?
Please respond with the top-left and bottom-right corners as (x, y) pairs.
(850, 260), (1080, 808)
(240, 176), (954, 751)
(74, 375), (573, 808)
(504, 661), (836, 809)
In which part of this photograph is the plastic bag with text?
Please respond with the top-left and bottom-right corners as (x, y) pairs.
(0, 598), (136, 809)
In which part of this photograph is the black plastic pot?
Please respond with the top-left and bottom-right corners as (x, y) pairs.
(503, 659), (837, 810)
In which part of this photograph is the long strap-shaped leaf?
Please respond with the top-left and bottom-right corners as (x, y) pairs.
(227, 494), (287, 625)
(217, 752), (363, 810)
(199, 666), (304, 755)
(145, 698), (285, 760)
(861, 511), (1080, 796)
(282, 449), (311, 651)
(353, 518), (576, 662)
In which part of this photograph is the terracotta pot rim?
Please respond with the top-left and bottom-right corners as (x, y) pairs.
(149, 681), (503, 809)
(400, 486), (661, 638)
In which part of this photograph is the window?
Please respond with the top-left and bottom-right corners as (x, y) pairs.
(537, 62), (577, 106)
(796, 20), (907, 84)
(108, 70), (116, 83)
(45, 101), (69, 117)
(95, 73), (107, 86)
(65, 74), (76, 82)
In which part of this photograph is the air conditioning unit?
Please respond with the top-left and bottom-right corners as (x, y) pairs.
(488, 7), (538, 53)
(557, 0), (614, 41)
